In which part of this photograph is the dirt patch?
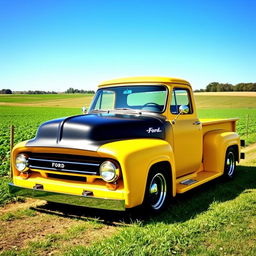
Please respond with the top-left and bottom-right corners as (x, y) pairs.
(0, 200), (118, 254)
(0, 207), (73, 252)
(0, 198), (45, 214)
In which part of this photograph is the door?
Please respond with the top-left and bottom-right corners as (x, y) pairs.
(170, 87), (203, 177)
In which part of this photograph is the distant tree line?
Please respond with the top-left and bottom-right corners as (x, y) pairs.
(0, 89), (12, 94)
(3, 82), (255, 94)
(0, 88), (95, 94)
(65, 88), (95, 94)
(14, 90), (58, 94)
(194, 82), (256, 92)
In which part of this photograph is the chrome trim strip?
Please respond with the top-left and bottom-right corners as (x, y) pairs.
(29, 165), (98, 175)
(29, 157), (100, 167)
(8, 183), (125, 211)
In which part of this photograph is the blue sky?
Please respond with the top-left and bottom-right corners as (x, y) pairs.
(0, 0), (255, 91)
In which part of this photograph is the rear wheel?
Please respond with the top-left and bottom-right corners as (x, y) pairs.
(224, 147), (236, 179)
(143, 167), (171, 212)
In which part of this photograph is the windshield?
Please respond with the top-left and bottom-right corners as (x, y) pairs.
(89, 85), (167, 113)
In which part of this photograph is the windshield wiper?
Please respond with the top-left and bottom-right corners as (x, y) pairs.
(90, 109), (108, 113)
(115, 108), (142, 114)
(91, 108), (143, 115)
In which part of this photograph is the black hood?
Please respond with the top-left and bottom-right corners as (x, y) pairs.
(26, 113), (168, 151)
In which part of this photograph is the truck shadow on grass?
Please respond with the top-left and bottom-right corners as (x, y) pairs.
(31, 165), (256, 225)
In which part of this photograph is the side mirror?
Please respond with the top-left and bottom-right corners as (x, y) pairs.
(172, 105), (190, 124)
(82, 106), (87, 114)
(179, 105), (189, 114)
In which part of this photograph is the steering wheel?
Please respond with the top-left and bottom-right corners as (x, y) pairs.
(142, 102), (161, 108)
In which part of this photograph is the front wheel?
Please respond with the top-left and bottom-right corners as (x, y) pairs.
(143, 168), (171, 212)
(223, 147), (236, 179)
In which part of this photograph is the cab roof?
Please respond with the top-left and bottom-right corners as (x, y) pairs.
(98, 76), (191, 87)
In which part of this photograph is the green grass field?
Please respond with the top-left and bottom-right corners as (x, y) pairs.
(65, 168), (256, 256)
(195, 94), (256, 109)
(0, 94), (85, 103)
(0, 93), (256, 255)
(1, 164), (255, 256)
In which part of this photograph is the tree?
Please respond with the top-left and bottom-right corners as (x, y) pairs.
(206, 82), (219, 92)
(65, 88), (76, 93)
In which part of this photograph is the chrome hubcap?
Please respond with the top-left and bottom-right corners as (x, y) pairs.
(150, 183), (158, 194)
(226, 152), (235, 177)
(149, 173), (167, 210)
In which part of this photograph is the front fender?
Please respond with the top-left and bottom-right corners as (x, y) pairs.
(97, 138), (175, 208)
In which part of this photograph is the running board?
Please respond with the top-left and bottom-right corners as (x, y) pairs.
(176, 171), (222, 193)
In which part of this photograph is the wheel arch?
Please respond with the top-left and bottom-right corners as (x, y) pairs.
(147, 161), (176, 197)
(230, 144), (239, 162)
(142, 160), (174, 212)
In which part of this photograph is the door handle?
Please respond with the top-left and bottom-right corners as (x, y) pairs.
(193, 121), (201, 125)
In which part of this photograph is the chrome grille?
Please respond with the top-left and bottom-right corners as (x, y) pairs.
(27, 153), (103, 175)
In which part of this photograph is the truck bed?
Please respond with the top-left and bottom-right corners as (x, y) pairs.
(201, 118), (239, 135)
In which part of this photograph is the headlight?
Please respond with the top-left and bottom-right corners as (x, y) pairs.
(15, 154), (28, 172)
(100, 161), (119, 182)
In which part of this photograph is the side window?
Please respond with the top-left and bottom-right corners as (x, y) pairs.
(171, 88), (192, 114)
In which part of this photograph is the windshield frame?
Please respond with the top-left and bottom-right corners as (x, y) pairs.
(89, 84), (169, 114)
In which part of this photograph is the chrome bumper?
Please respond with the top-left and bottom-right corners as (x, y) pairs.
(8, 183), (125, 211)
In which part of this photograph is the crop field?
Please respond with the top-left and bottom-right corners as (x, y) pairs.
(0, 93), (256, 255)
(1, 93), (256, 178)
(0, 106), (79, 177)
(198, 108), (256, 145)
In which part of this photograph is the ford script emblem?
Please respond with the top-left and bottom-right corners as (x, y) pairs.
(146, 127), (162, 134)
(52, 162), (65, 169)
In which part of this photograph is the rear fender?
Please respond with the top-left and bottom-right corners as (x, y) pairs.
(203, 131), (240, 173)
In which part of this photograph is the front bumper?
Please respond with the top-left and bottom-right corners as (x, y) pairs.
(8, 183), (125, 211)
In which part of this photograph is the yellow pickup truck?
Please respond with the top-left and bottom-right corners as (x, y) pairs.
(9, 77), (245, 212)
